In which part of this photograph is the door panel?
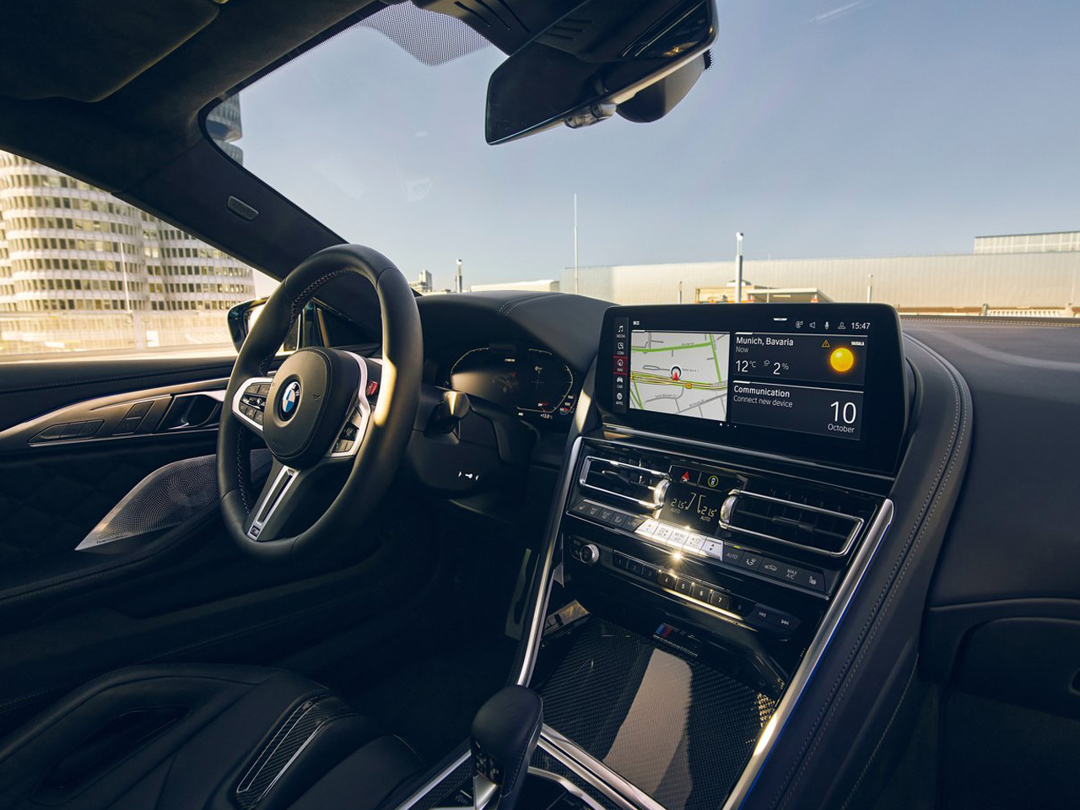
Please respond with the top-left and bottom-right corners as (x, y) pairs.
(0, 355), (419, 739)
(0, 357), (238, 433)
(0, 435), (218, 564)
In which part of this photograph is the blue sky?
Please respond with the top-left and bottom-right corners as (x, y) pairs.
(238, 0), (1080, 292)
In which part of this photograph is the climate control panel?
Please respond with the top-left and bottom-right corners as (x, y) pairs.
(559, 437), (885, 677)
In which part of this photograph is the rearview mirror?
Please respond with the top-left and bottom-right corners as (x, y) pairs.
(485, 0), (717, 144)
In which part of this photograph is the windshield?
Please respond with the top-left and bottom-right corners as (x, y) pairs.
(213, 1), (1079, 316)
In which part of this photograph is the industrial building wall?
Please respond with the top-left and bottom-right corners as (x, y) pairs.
(563, 252), (1080, 310)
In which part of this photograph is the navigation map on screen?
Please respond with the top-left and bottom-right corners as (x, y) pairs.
(629, 331), (731, 421)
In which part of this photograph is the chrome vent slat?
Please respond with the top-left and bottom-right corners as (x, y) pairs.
(719, 488), (864, 557)
(577, 456), (670, 512)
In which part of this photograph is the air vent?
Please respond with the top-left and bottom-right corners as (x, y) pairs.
(719, 484), (865, 556)
(578, 456), (670, 513)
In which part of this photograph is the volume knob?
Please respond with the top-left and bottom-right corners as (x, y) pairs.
(579, 544), (600, 565)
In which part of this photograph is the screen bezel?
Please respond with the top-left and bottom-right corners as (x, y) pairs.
(596, 303), (908, 474)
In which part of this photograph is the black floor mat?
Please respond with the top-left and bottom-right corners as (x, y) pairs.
(347, 636), (519, 765)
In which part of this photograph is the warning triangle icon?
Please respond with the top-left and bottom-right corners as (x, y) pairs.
(822, 339), (831, 348)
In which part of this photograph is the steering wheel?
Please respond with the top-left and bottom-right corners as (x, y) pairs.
(217, 244), (422, 560)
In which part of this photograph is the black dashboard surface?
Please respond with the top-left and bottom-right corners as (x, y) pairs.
(900, 318), (1080, 713)
(904, 319), (1080, 608)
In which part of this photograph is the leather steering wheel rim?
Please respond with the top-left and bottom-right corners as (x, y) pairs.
(217, 244), (422, 560)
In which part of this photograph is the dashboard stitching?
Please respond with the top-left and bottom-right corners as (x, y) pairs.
(236, 429), (252, 512)
(497, 293), (549, 318)
(772, 338), (968, 809)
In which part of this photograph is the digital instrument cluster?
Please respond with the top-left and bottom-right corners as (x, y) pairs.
(447, 346), (577, 421)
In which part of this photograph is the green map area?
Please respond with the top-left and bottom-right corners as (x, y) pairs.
(629, 331), (730, 420)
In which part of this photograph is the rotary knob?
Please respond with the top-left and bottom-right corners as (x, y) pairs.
(578, 544), (600, 565)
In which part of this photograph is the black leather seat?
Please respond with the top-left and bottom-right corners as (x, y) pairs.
(0, 664), (424, 810)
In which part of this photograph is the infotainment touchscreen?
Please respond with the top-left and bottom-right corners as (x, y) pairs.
(600, 304), (907, 473)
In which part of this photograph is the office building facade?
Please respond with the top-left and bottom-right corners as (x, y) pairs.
(0, 124), (255, 355)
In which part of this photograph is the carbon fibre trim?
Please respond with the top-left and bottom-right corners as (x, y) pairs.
(235, 694), (355, 809)
(541, 620), (777, 810)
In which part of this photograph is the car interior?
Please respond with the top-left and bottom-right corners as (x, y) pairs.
(0, 2), (1078, 810)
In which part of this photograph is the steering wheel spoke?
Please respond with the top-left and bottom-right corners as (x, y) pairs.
(325, 353), (373, 461)
(231, 376), (273, 433)
(244, 460), (302, 541)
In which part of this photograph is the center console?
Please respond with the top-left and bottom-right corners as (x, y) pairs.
(396, 303), (913, 810)
(532, 304), (907, 810)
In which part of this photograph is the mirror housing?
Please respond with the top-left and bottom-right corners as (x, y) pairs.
(227, 298), (302, 354)
(485, 0), (717, 144)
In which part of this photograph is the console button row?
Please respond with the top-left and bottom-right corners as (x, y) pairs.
(635, 520), (723, 560)
(569, 500), (647, 531)
(738, 549), (825, 592)
(641, 519), (825, 593)
(570, 503), (825, 594)
(613, 551), (733, 610)
(612, 550), (800, 633)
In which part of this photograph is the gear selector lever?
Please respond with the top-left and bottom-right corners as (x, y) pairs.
(467, 686), (544, 810)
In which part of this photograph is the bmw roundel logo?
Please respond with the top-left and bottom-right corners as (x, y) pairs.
(280, 381), (302, 420)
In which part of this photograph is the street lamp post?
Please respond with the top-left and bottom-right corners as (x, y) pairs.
(735, 232), (745, 304)
(573, 193), (579, 295)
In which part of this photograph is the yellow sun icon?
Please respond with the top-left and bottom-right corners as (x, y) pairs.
(830, 346), (855, 373)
